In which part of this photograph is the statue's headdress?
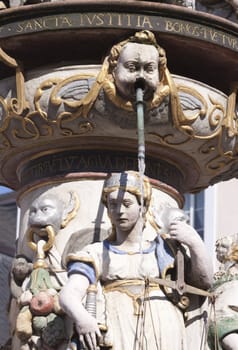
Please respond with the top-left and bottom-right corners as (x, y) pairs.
(102, 171), (152, 212)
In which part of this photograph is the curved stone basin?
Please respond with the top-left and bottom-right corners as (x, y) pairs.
(0, 63), (235, 193)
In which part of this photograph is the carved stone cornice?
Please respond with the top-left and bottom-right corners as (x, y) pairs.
(0, 2), (236, 192)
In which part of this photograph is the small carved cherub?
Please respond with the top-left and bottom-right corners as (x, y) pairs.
(208, 234), (238, 350)
(215, 233), (238, 274)
(197, 0), (238, 19)
(10, 256), (33, 299)
(226, 0), (238, 14)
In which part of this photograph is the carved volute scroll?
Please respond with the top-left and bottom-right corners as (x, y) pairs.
(0, 47), (29, 116)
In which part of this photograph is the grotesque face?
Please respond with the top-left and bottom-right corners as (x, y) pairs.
(113, 42), (159, 101)
(107, 189), (141, 234)
(29, 195), (65, 232)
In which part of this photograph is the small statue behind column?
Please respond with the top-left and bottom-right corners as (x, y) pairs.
(208, 234), (238, 350)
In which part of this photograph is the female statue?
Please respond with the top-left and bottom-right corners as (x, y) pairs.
(59, 171), (212, 350)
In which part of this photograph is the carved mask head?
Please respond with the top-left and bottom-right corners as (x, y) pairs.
(112, 42), (159, 101)
(108, 30), (167, 102)
(28, 191), (79, 232)
(28, 194), (65, 232)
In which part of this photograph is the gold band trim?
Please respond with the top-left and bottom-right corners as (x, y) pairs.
(27, 225), (55, 252)
(103, 279), (160, 315)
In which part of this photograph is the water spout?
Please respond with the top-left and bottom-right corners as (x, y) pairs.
(135, 77), (146, 175)
(135, 78), (146, 253)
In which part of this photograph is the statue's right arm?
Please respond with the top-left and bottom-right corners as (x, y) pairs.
(59, 274), (101, 350)
(59, 273), (89, 316)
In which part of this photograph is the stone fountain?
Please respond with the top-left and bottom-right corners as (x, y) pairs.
(0, 1), (236, 349)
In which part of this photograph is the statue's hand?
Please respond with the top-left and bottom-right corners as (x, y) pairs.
(75, 309), (101, 350)
(59, 274), (101, 349)
(169, 220), (213, 288)
(168, 221), (200, 247)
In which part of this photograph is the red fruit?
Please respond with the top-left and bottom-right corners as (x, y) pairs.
(30, 291), (54, 316)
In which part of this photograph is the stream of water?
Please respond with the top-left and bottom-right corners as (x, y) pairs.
(135, 84), (146, 254)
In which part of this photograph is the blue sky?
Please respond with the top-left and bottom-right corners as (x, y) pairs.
(0, 185), (13, 194)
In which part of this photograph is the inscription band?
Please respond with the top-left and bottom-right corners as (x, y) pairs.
(19, 150), (183, 190)
(0, 12), (237, 52)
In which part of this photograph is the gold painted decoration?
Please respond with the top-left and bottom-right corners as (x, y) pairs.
(0, 31), (236, 191)
(176, 87), (225, 139)
(0, 41), (229, 143)
(61, 191), (80, 228)
(223, 82), (238, 138)
(27, 226), (55, 254)
(0, 71), (97, 146)
(0, 47), (29, 116)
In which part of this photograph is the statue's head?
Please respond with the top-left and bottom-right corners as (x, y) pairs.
(102, 171), (152, 214)
(102, 171), (152, 236)
(108, 31), (167, 101)
(28, 190), (79, 233)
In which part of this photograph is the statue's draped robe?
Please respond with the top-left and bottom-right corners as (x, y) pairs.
(67, 238), (188, 350)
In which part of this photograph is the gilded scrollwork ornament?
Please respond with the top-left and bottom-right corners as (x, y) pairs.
(223, 82), (238, 138)
(0, 47), (29, 116)
(218, 82), (238, 159)
(0, 31), (230, 146)
(92, 30), (226, 143)
(0, 30), (236, 191)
